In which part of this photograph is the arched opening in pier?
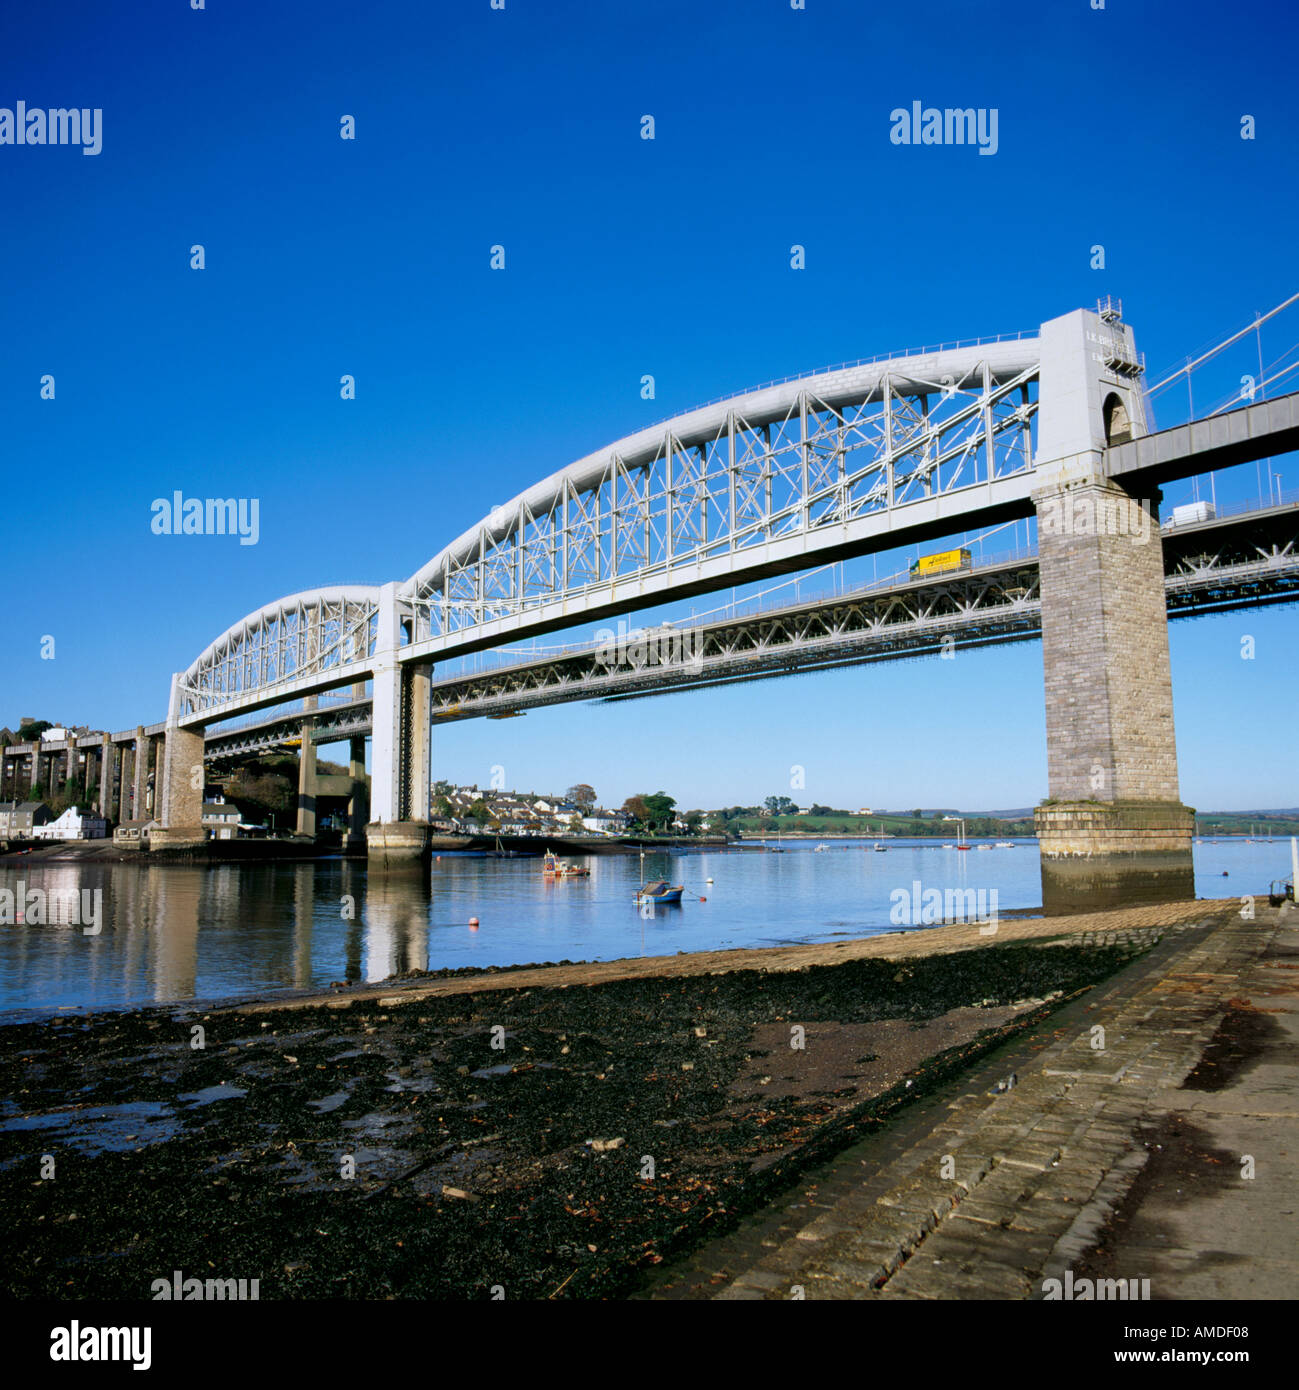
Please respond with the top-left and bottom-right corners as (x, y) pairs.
(1103, 392), (1132, 446)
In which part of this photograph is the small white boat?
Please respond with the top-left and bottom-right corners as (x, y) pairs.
(873, 843), (888, 852)
(976, 844), (993, 851)
(995, 840), (1015, 849)
(942, 843), (955, 849)
(814, 844), (829, 853)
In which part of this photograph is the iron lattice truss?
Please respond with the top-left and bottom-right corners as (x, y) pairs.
(427, 562), (1042, 720)
(188, 502), (1299, 753)
(1161, 505), (1299, 615)
(205, 697), (373, 762)
(202, 544), (1299, 753)
(403, 346), (1041, 642)
(180, 588), (379, 718)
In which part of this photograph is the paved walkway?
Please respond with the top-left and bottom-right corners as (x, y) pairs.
(645, 901), (1297, 1300)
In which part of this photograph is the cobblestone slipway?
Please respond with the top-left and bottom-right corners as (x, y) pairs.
(646, 902), (1298, 1300)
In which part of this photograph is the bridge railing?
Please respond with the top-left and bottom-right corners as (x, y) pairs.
(1160, 486), (1299, 529)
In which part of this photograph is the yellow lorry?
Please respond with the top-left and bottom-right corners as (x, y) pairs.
(909, 547), (972, 579)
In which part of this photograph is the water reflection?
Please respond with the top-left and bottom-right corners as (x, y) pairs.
(0, 838), (1287, 1019)
(364, 868), (431, 980)
(1040, 854), (1197, 916)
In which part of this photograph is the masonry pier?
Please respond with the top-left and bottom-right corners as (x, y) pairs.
(365, 582), (431, 865)
(150, 678), (206, 850)
(1031, 307), (1195, 911)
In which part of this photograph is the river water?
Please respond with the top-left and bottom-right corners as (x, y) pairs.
(0, 838), (1290, 1020)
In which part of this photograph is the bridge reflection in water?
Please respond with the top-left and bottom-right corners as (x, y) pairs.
(0, 842), (1281, 1016)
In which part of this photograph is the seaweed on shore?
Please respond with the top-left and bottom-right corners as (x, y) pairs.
(0, 939), (1153, 1300)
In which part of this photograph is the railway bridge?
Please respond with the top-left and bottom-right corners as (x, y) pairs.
(12, 301), (1296, 907)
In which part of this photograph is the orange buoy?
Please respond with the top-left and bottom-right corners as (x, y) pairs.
(468, 916), (480, 930)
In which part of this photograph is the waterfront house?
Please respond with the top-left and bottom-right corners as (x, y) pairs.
(33, 805), (108, 840)
(114, 818), (158, 848)
(0, 800), (53, 838)
(201, 798), (241, 841)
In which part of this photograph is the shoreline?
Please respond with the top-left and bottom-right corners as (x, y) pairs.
(0, 897), (1229, 1029)
(0, 898), (1236, 1300)
(226, 895), (1230, 1016)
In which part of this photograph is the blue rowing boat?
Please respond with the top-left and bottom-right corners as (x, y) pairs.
(635, 880), (683, 904)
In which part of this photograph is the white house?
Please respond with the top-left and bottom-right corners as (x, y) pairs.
(202, 799), (241, 840)
(33, 805), (108, 841)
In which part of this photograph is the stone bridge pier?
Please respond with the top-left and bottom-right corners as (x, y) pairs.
(151, 677), (207, 850)
(366, 582), (431, 866)
(295, 699), (318, 838)
(295, 693), (371, 847)
(1031, 307), (1194, 911)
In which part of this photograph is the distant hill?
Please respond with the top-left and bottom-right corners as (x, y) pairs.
(929, 808), (1296, 820)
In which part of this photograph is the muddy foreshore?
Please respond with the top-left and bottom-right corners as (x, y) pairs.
(0, 931), (1175, 1300)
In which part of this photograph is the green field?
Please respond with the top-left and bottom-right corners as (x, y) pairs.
(722, 812), (1033, 839)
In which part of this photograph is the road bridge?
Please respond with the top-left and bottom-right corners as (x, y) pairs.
(189, 493), (1297, 752)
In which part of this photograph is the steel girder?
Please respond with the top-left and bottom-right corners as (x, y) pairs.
(426, 561), (1041, 720)
(1162, 501), (1299, 615)
(189, 501), (1299, 753)
(204, 698), (373, 762)
(178, 587), (380, 719)
(424, 544), (1299, 722)
(428, 498), (1299, 720)
(401, 345), (1041, 645)
(196, 546), (1299, 754)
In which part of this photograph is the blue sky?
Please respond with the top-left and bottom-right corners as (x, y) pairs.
(2, 0), (1297, 812)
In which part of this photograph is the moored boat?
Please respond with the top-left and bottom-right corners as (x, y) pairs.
(542, 850), (590, 878)
(634, 880), (684, 904)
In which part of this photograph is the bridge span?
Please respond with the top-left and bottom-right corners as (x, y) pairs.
(24, 300), (1295, 908)
(191, 492), (1299, 754)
